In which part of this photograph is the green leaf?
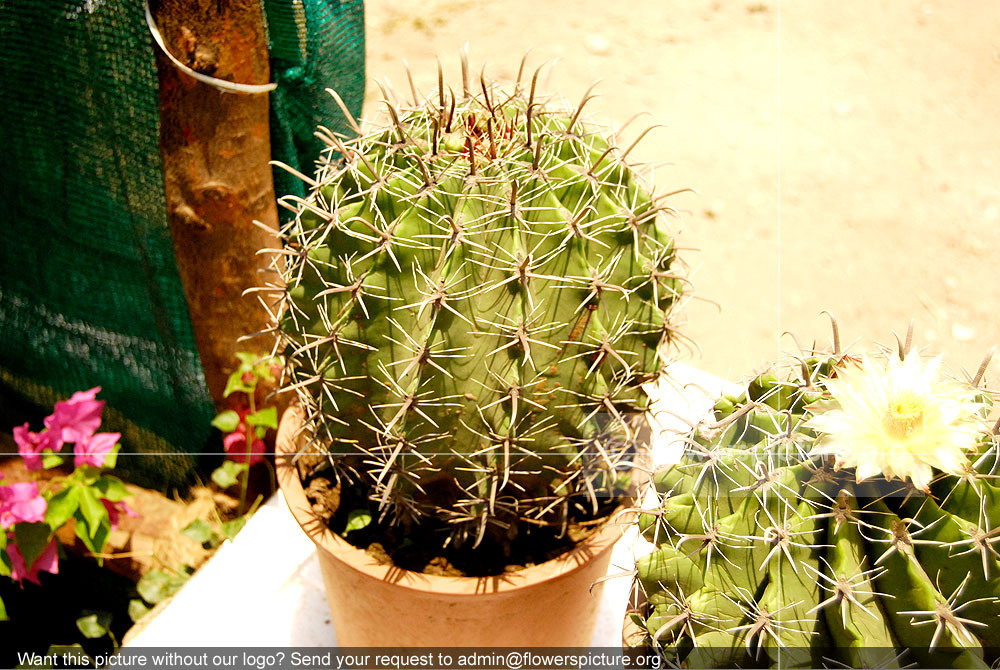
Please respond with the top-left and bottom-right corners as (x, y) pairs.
(137, 569), (188, 605)
(42, 453), (65, 469)
(74, 515), (111, 561)
(345, 510), (372, 533)
(211, 410), (241, 433)
(13, 522), (52, 570)
(246, 406), (277, 430)
(93, 476), (129, 503)
(102, 445), (119, 471)
(45, 485), (81, 531)
(234, 352), (259, 366)
(180, 519), (214, 543)
(128, 598), (151, 623)
(181, 519), (221, 548)
(76, 485), (109, 537)
(223, 369), (254, 398)
(211, 461), (247, 489)
(253, 358), (279, 382)
(0, 595), (6, 621)
(76, 465), (101, 486)
(221, 516), (247, 540)
(0, 540), (11, 578)
(76, 611), (112, 639)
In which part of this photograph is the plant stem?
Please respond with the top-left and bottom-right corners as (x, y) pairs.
(239, 382), (257, 515)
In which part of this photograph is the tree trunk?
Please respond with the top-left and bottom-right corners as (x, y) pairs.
(150, 0), (282, 412)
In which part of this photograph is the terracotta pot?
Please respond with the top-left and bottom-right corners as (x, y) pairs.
(277, 404), (629, 647)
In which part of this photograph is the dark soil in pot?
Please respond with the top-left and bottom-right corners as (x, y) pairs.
(297, 455), (633, 577)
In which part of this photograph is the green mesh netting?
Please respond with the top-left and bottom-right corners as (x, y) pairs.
(0, 0), (365, 490)
(265, 0), (366, 200)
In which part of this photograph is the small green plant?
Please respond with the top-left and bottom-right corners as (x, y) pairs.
(208, 352), (280, 517)
(3, 388), (134, 619)
(631, 327), (1000, 668)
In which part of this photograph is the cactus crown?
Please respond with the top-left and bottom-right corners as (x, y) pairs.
(270, 61), (686, 554)
(632, 328), (1000, 668)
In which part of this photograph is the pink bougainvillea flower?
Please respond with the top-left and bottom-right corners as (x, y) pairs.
(45, 387), (105, 444)
(0, 481), (47, 529)
(223, 425), (266, 465)
(12, 423), (60, 471)
(73, 431), (120, 468)
(7, 536), (59, 585)
(100, 498), (139, 530)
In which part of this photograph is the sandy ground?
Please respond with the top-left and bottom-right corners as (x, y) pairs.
(361, 0), (1000, 385)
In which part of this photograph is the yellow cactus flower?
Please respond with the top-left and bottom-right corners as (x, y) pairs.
(806, 351), (984, 491)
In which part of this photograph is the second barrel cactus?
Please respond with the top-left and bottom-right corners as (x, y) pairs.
(631, 333), (999, 668)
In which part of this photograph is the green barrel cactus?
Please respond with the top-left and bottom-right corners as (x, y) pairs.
(630, 332), (1000, 668)
(269, 61), (686, 554)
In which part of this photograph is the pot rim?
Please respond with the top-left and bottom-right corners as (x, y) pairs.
(277, 403), (632, 597)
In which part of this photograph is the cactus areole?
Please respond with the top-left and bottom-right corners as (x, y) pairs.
(629, 342), (1000, 669)
(271, 63), (685, 570)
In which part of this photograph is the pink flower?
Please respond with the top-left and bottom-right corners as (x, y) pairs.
(73, 432), (120, 468)
(12, 424), (60, 471)
(7, 536), (59, 585)
(0, 481), (47, 529)
(45, 387), (105, 444)
(223, 424), (266, 465)
(100, 499), (138, 530)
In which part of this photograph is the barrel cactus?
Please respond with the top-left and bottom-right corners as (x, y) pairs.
(268, 59), (686, 558)
(629, 328), (999, 668)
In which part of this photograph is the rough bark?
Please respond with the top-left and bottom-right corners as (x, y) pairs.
(150, 0), (282, 411)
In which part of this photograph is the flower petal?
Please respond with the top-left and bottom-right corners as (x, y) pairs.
(7, 537), (59, 585)
(47, 387), (105, 444)
(0, 482), (47, 529)
(223, 429), (267, 465)
(12, 424), (60, 471)
(73, 432), (120, 468)
(807, 351), (982, 490)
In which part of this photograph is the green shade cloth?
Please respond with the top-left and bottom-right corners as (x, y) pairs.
(0, 0), (365, 489)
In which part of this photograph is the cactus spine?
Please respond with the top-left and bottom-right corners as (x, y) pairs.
(632, 328), (1000, 668)
(270, 59), (686, 556)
